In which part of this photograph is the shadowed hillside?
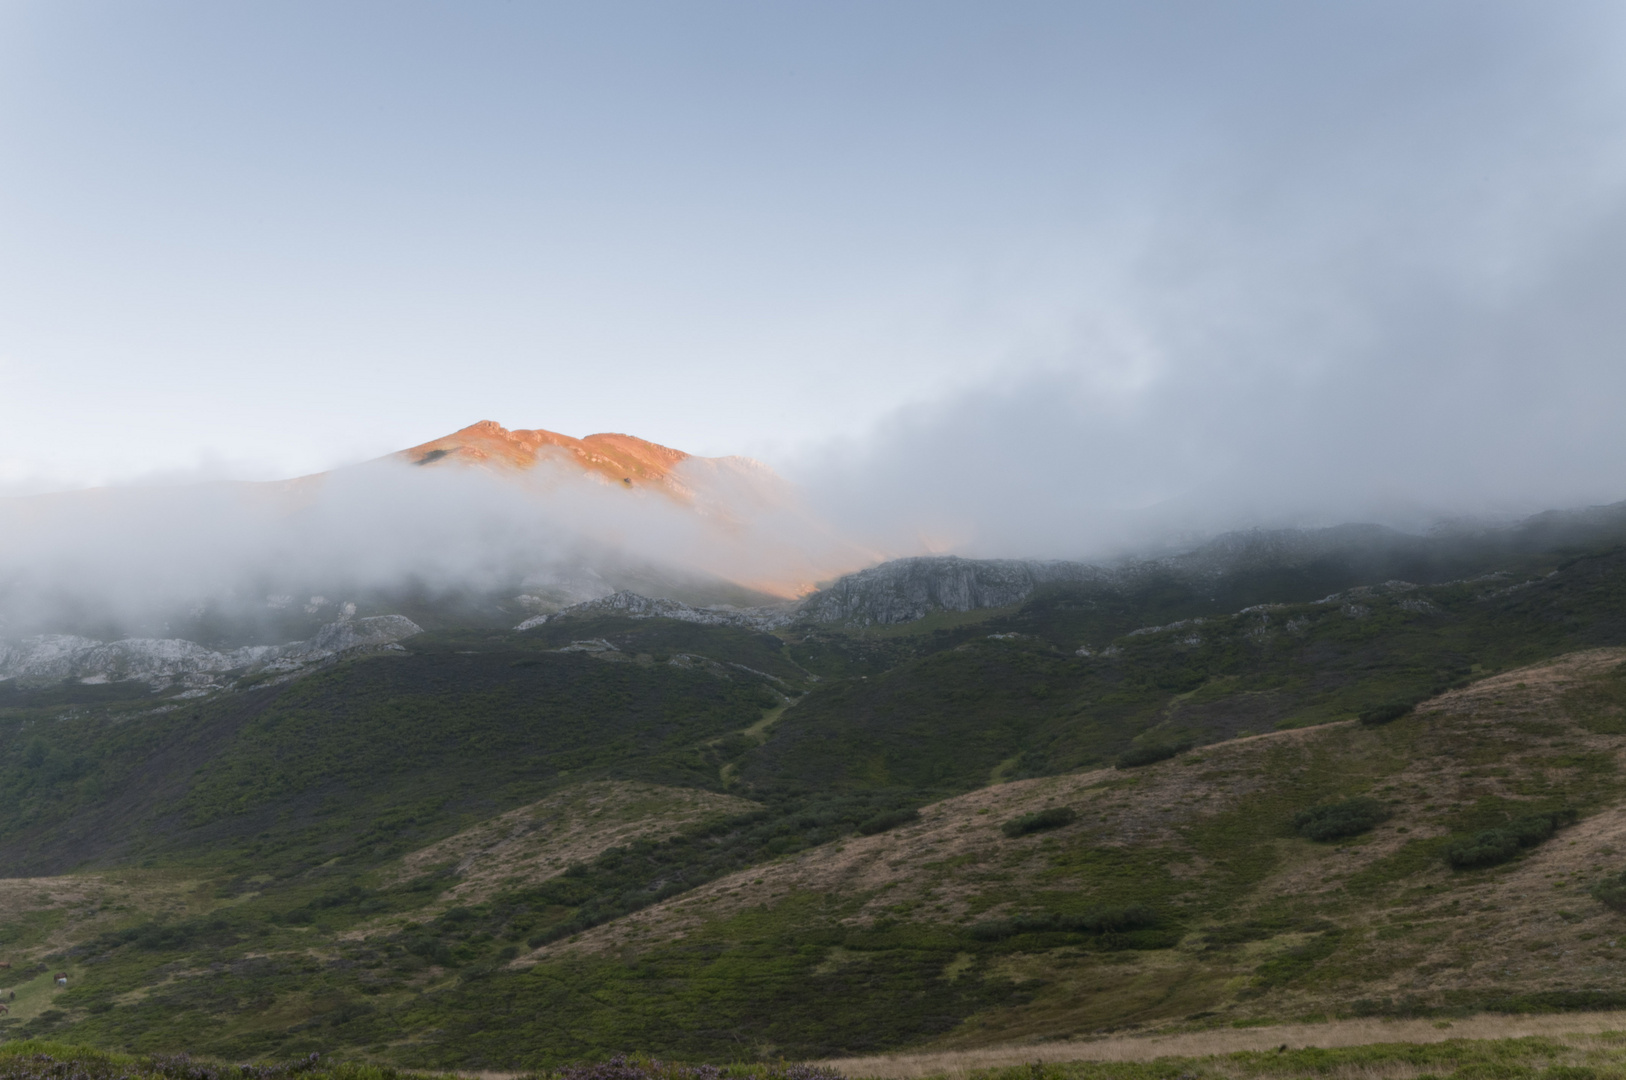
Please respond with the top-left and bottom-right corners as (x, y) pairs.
(5, 524), (1626, 1064)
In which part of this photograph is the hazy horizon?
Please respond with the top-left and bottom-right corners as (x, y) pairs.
(6, 2), (1626, 578)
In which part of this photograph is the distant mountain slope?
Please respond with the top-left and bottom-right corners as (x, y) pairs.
(798, 556), (1108, 625)
(746, 548), (1626, 798)
(791, 501), (1626, 627)
(0, 621), (791, 877)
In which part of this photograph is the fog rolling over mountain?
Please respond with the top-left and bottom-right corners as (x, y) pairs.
(0, 421), (872, 644)
(13, 422), (1626, 1064)
(8, 416), (1626, 656)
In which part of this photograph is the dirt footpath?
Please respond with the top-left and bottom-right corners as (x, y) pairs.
(822, 1012), (1626, 1077)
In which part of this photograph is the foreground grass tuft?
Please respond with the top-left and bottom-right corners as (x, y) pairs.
(0, 1047), (843, 1080)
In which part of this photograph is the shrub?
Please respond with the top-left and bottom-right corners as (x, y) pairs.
(1445, 828), (1521, 869)
(1592, 871), (1626, 912)
(1116, 740), (1192, 769)
(856, 808), (920, 835)
(1446, 809), (1577, 869)
(1293, 797), (1392, 842)
(105, 915), (245, 951)
(1076, 904), (1158, 933)
(1359, 702), (1414, 726)
(967, 905), (1157, 941)
(1000, 806), (1077, 837)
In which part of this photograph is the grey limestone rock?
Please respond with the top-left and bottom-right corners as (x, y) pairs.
(796, 556), (1108, 626)
(515, 591), (798, 632)
(0, 613), (424, 690)
(290, 614), (424, 658)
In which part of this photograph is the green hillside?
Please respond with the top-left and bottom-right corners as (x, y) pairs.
(5, 536), (1626, 1066)
(750, 546), (1626, 795)
(0, 618), (810, 876)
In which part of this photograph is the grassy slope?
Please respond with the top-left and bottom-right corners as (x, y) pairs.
(6, 545), (1626, 1063)
(26, 1033), (1626, 1080)
(745, 548), (1626, 799)
(477, 651), (1626, 1058)
(0, 623), (793, 877)
(0, 781), (761, 1055)
(11, 652), (1626, 1066)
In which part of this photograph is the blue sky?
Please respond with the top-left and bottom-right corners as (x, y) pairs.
(3, 2), (1626, 549)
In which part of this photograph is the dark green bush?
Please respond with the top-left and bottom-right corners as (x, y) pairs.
(1359, 701), (1414, 726)
(104, 915), (246, 951)
(1000, 806), (1077, 837)
(1076, 904), (1158, 933)
(1446, 809), (1577, 868)
(968, 904), (1157, 941)
(1445, 828), (1522, 868)
(1116, 741), (1191, 769)
(1592, 871), (1626, 912)
(856, 808), (921, 835)
(1293, 797), (1392, 842)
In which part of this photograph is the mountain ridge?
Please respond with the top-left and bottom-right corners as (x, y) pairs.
(401, 420), (709, 499)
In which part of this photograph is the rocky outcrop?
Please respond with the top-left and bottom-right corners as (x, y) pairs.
(516, 591), (798, 632)
(292, 614), (425, 658)
(524, 560), (1108, 630)
(519, 558), (1111, 631)
(0, 635), (277, 685)
(796, 556), (1109, 626)
(0, 635), (101, 681)
(0, 614), (423, 690)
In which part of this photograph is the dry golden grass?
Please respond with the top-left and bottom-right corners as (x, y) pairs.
(0, 868), (210, 1024)
(519, 649), (1626, 1043)
(0, 868), (216, 956)
(518, 721), (1353, 963)
(1267, 648), (1626, 1003)
(357, 780), (758, 936)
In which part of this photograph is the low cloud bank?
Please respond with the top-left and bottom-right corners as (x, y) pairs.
(0, 455), (867, 640)
(792, 23), (1626, 561)
(9, 5), (1626, 632)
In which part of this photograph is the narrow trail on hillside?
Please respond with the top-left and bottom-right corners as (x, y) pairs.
(717, 692), (800, 785)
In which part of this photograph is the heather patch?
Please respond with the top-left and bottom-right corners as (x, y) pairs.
(1292, 797), (1392, 841)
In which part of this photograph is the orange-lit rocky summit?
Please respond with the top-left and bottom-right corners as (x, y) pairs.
(401, 420), (695, 497)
